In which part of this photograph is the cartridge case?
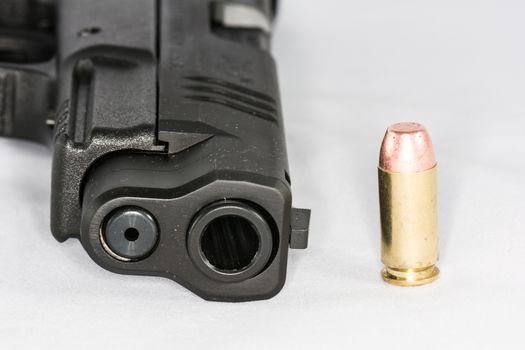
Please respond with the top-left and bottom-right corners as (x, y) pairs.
(378, 122), (439, 286)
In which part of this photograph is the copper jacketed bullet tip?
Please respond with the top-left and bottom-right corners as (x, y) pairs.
(378, 122), (439, 286)
(379, 122), (436, 173)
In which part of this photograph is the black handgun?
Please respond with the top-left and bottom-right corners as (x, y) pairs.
(0, 0), (310, 301)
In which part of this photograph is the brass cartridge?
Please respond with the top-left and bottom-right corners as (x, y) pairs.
(378, 122), (439, 286)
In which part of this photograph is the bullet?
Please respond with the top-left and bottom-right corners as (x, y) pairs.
(378, 122), (439, 286)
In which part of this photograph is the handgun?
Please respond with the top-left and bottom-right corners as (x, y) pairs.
(0, 0), (310, 301)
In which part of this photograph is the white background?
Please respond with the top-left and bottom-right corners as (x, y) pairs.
(2, 0), (525, 349)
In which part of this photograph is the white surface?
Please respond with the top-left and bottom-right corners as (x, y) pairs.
(2, 0), (525, 349)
